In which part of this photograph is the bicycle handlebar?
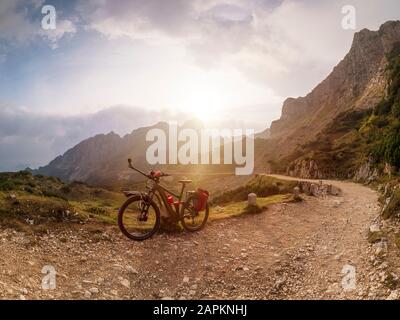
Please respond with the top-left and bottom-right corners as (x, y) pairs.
(127, 158), (170, 179)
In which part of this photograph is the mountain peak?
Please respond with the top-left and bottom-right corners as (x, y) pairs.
(379, 20), (400, 33)
(351, 20), (400, 53)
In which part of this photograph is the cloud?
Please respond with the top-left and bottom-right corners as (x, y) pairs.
(0, 101), (279, 171)
(0, 0), (77, 52)
(75, 0), (400, 97)
(0, 0), (41, 43)
(0, 104), (189, 171)
(39, 18), (77, 49)
(76, 0), (194, 42)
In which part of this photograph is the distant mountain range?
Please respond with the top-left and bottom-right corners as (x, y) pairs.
(34, 122), (168, 186)
(34, 21), (400, 185)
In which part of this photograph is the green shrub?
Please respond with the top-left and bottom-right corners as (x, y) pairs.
(60, 185), (72, 194)
(393, 102), (400, 118)
(16, 170), (32, 178)
(47, 176), (61, 183)
(24, 186), (35, 194)
(42, 189), (67, 201)
(374, 100), (392, 116)
(368, 230), (385, 243)
(382, 189), (400, 219)
(26, 181), (36, 188)
(373, 127), (400, 168)
(325, 109), (370, 133)
(0, 180), (16, 191)
(86, 206), (108, 216)
(211, 176), (296, 205)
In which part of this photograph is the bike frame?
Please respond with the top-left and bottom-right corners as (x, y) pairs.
(150, 181), (190, 221)
(128, 160), (192, 221)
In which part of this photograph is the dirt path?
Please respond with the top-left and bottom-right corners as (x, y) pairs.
(0, 176), (391, 300)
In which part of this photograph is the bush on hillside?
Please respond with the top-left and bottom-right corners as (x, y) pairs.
(373, 126), (400, 168)
(382, 189), (400, 219)
(211, 175), (297, 205)
(393, 102), (400, 118)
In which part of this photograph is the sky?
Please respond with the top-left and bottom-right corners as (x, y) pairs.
(0, 0), (400, 171)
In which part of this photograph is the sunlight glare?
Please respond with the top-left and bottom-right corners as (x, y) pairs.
(175, 75), (226, 122)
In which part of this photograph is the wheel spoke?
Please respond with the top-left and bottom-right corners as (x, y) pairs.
(181, 195), (208, 231)
(121, 199), (158, 238)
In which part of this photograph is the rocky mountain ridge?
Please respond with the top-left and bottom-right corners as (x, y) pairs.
(269, 21), (400, 158)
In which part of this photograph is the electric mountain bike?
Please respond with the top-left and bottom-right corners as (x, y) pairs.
(118, 159), (209, 241)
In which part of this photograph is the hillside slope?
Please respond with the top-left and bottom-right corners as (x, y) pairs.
(278, 40), (400, 180)
(260, 21), (400, 169)
(34, 122), (170, 186)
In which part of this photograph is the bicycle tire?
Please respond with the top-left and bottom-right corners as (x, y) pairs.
(180, 194), (209, 232)
(118, 195), (161, 241)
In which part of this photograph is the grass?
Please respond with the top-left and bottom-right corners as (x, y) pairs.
(209, 194), (291, 221)
(0, 171), (297, 234)
(368, 228), (386, 243)
(211, 175), (297, 205)
(0, 171), (124, 233)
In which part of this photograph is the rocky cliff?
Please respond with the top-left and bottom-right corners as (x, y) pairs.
(269, 21), (400, 158)
(265, 21), (400, 181)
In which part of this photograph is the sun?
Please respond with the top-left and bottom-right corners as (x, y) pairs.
(174, 75), (226, 123)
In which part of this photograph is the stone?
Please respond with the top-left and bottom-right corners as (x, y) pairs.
(126, 266), (139, 274)
(374, 241), (387, 256)
(386, 290), (399, 300)
(329, 185), (341, 196)
(183, 276), (190, 283)
(248, 193), (257, 206)
(121, 279), (130, 288)
(369, 224), (381, 233)
(96, 277), (105, 284)
(293, 187), (300, 197)
(368, 223), (384, 243)
(310, 183), (318, 196)
(7, 194), (17, 200)
(89, 287), (99, 294)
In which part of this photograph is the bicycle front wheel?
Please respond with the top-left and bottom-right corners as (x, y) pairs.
(118, 195), (160, 241)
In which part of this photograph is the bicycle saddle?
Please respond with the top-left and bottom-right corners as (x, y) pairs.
(178, 179), (192, 184)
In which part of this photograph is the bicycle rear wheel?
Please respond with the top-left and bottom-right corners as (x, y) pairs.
(180, 194), (209, 232)
(118, 195), (160, 241)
